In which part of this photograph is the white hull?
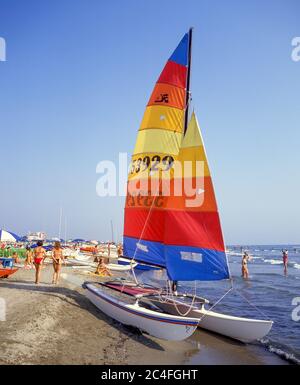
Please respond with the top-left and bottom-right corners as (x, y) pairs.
(74, 253), (93, 262)
(151, 298), (273, 343)
(63, 248), (81, 258)
(84, 283), (199, 341)
(72, 264), (133, 273)
(71, 257), (136, 272)
(107, 263), (136, 272)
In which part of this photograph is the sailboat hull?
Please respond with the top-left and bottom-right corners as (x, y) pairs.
(84, 283), (199, 341)
(0, 268), (18, 279)
(148, 298), (273, 343)
(70, 258), (136, 272)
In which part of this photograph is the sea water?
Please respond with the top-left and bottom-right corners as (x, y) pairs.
(223, 245), (300, 364)
(138, 245), (300, 364)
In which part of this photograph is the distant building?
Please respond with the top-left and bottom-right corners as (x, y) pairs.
(27, 232), (47, 242)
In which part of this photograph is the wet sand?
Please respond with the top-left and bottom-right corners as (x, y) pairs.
(0, 266), (288, 365)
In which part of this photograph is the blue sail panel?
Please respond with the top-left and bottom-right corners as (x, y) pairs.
(169, 33), (189, 66)
(123, 236), (166, 268)
(164, 245), (230, 281)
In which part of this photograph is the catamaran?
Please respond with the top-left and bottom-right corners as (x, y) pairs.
(84, 29), (273, 342)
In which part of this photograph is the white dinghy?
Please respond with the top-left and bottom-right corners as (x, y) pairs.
(83, 282), (199, 341)
(71, 259), (136, 272)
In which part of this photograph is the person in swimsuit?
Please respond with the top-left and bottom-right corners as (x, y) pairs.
(51, 241), (65, 284)
(282, 249), (288, 275)
(12, 251), (20, 264)
(117, 243), (123, 258)
(242, 252), (251, 279)
(92, 244), (99, 262)
(34, 241), (46, 284)
(25, 246), (33, 269)
(95, 257), (112, 277)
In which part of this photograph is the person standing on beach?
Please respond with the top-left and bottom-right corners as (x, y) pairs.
(25, 246), (34, 269)
(242, 252), (251, 279)
(92, 244), (98, 262)
(117, 243), (123, 257)
(51, 241), (65, 284)
(282, 249), (288, 275)
(33, 241), (46, 284)
(12, 251), (21, 265)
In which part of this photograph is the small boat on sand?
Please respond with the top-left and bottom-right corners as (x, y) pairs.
(83, 281), (199, 341)
(0, 268), (18, 279)
(70, 259), (137, 272)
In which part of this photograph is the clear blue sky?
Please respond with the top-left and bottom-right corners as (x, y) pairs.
(0, 0), (299, 244)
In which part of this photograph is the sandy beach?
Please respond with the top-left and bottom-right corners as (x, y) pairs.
(0, 266), (288, 365)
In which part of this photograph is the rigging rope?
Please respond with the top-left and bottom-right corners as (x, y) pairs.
(232, 287), (271, 320)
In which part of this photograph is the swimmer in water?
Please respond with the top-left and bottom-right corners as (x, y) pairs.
(242, 252), (251, 279)
(282, 249), (288, 275)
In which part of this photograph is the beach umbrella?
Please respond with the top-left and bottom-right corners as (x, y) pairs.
(50, 237), (65, 243)
(0, 229), (20, 242)
(72, 238), (86, 243)
(30, 244), (53, 251)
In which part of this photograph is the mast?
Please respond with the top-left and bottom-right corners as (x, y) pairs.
(58, 207), (63, 240)
(184, 27), (193, 135)
(110, 220), (114, 243)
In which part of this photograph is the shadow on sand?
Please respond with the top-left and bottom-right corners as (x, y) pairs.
(0, 279), (165, 352)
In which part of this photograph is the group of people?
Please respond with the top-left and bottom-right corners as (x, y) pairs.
(0, 246), (21, 264)
(24, 241), (65, 284)
(241, 249), (289, 279)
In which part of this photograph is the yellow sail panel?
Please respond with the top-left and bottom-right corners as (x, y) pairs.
(128, 152), (178, 181)
(178, 113), (211, 176)
(139, 106), (184, 133)
(180, 115), (204, 147)
(178, 147), (211, 177)
(133, 129), (182, 155)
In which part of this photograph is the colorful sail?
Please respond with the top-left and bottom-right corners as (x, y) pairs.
(123, 32), (230, 281)
(123, 33), (189, 267)
(164, 112), (230, 281)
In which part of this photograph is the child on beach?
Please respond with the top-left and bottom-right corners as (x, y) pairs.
(51, 241), (65, 284)
(33, 241), (46, 284)
(242, 252), (251, 279)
